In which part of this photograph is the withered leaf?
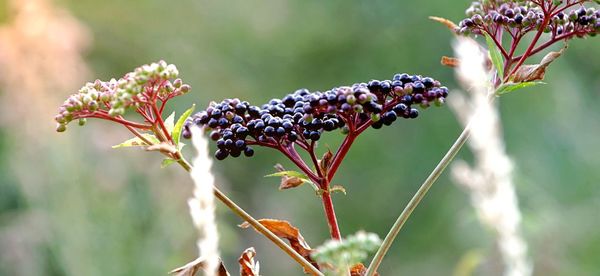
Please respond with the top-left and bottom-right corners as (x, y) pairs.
(146, 142), (178, 154)
(441, 56), (460, 68)
(350, 263), (379, 276)
(270, 164), (306, 190)
(170, 257), (230, 276)
(239, 247), (260, 276)
(329, 185), (347, 195)
(239, 219), (320, 271)
(319, 150), (334, 175)
(429, 16), (459, 32)
(511, 45), (567, 83)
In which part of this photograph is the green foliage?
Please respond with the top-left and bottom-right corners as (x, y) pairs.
(495, 81), (545, 96)
(484, 33), (504, 80)
(312, 231), (381, 275)
(173, 104), (195, 147)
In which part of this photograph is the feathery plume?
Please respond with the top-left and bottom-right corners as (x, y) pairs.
(189, 126), (220, 276)
(450, 38), (531, 276)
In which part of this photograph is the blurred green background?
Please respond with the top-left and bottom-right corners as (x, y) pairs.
(1, 0), (599, 275)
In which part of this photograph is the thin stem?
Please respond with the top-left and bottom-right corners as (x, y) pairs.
(327, 133), (357, 183)
(320, 185), (342, 240)
(309, 141), (324, 178)
(365, 122), (472, 276)
(483, 28), (510, 60)
(152, 104), (174, 143)
(176, 157), (323, 276)
(505, 14), (551, 81)
(365, 93), (496, 276)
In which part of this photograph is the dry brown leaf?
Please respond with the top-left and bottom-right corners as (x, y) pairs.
(511, 45), (567, 83)
(146, 142), (178, 154)
(239, 219), (320, 271)
(441, 56), (460, 68)
(170, 257), (230, 276)
(239, 247), (260, 276)
(274, 164), (305, 190)
(429, 16), (459, 32)
(319, 150), (334, 175)
(279, 177), (305, 190)
(350, 263), (379, 276)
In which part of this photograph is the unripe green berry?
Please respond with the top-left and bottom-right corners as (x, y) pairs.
(56, 124), (67, 132)
(180, 84), (191, 93)
(346, 95), (356, 104)
(371, 113), (381, 122)
(78, 118), (87, 126)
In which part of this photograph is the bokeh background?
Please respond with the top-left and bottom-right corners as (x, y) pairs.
(0, 0), (599, 275)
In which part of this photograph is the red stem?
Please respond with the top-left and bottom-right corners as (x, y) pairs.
(87, 112), (153, 130)
(320, 186), (342, 240)
(152, 103), (173, 143)
(505, 9), (552, 81)
(326, 134), (357, 183)
(483, 28), (510, 60)
(510, 30), (587, 63)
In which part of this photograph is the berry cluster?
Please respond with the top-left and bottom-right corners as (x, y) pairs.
(183, 73), (448, 160)
(457, 1), (599, 37)
(55, 61), (191, 132)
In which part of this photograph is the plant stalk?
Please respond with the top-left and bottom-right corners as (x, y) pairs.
(320, 179), (342, 240)
(176, 157), (324, 276)
(365, 123), (472, 276)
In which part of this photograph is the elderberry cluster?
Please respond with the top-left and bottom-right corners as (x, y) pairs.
(458, 1), (599, 37)
(183, 73), (448, 160)
(54, 61), (190, 132)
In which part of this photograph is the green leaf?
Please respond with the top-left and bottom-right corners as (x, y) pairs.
(112, 134), (160, 148)
(484, 33), (504, 80)
(173, 104), (195, 147)
(161, 158), (177, 168)
(495, 81), (545, 96)
(265, 170), (309, 180)
(164, 112), (175, 133)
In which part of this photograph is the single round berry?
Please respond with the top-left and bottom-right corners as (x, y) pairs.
(244, 147), (254, 157)
(215, 149), (229, 160)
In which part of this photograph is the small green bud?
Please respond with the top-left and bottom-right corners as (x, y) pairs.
(82, 95), (93, 105)
(173, 78), (183, 88)
(435, 98), (445, 106)
(179, 84), (191, 93)
(340, 126), (350, 135)
(404, 83), (414, 94)
(346, 95), (356, 104)
(88, 101), (99, 111)
(56, 124), (67, 132)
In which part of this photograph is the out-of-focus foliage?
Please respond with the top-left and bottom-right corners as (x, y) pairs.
(0, 0), (599, 275)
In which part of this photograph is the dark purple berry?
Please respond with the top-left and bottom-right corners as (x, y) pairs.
(409, 108), (419, 118)
(244, 147), (254, 157)
(215, 149), (228, 160)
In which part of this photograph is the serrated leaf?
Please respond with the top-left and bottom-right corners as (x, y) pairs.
(161, 158), (177, 168)
(484, 33), (504, 80)
(173, 104), (195, 147)
(112, 134), (159, 148)
(495, 81), (545, 95)
(164, 112), (175, 133)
